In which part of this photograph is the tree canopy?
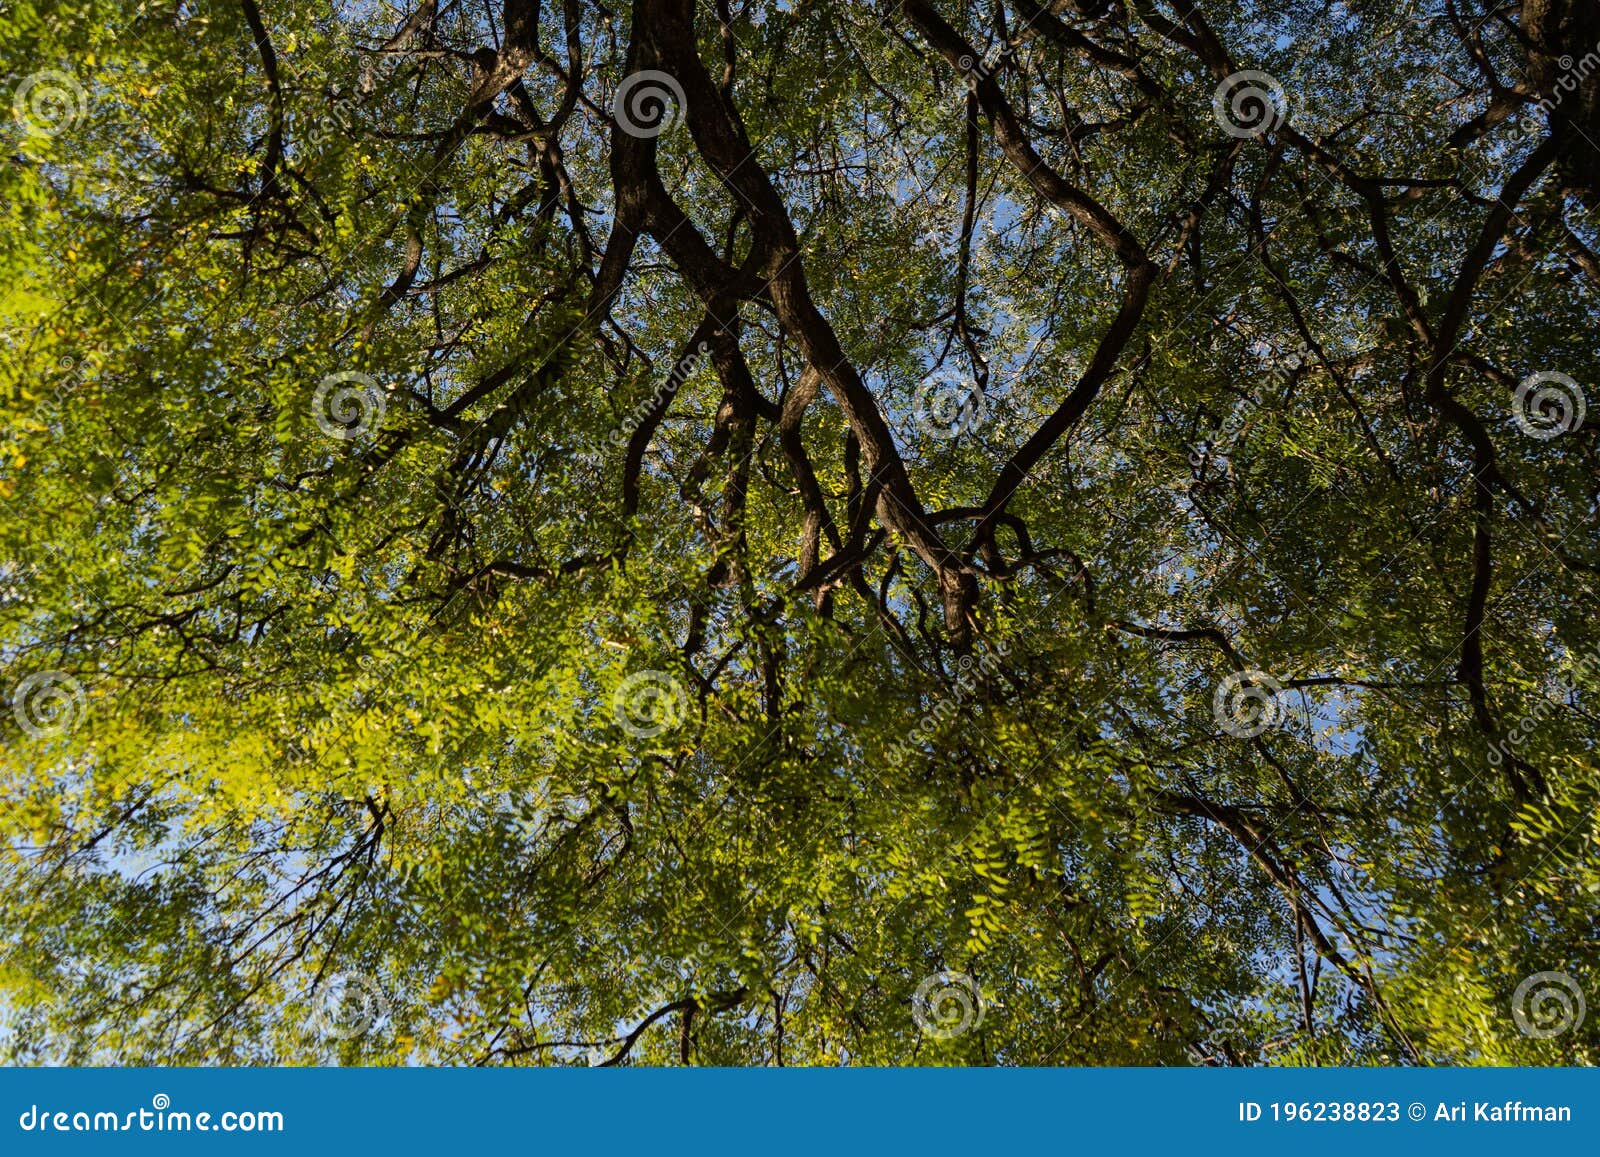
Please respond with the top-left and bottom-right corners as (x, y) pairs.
(1, 0), (1598, 1065)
